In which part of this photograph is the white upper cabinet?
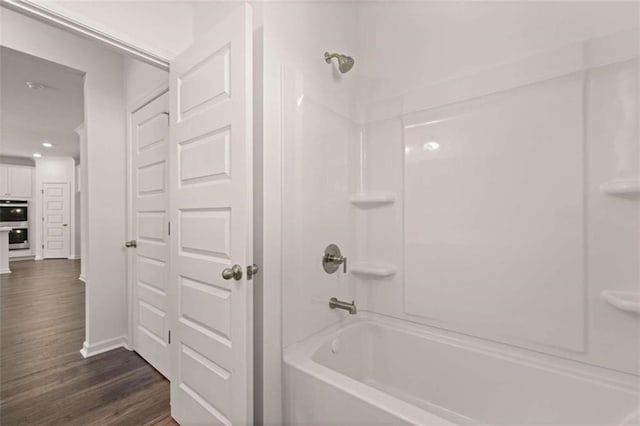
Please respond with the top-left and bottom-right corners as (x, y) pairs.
(0, 165), (33, 198)
(0, 165), (7, 196)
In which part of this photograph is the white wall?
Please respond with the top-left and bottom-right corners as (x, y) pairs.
(1, 8), (129, 349)
(123, 56), (168, 105)
(192, 2), (243, 40)
(34, 156), (76, 260)
(354, 2), (640, 108)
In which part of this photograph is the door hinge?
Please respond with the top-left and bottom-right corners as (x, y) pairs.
(41, 189), (44, 194)
(42, 244), (44, 249)
(168, 330), (171, 344)
(168, 221), (171, 236)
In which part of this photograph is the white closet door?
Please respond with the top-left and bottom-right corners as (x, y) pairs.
(131, 91), (170, 378)
(43, 183), (70, 258)
(169, 4), (253, 425)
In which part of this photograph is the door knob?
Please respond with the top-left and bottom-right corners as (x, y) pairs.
(222, 264), (243, 280)
(125, 240), (137, 248)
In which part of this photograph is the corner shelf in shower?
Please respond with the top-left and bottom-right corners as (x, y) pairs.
(601, 290), (640, 314)
(349, 193), (396, 208)
(600, 178), (640, 196)
(350, 262), (397, 278)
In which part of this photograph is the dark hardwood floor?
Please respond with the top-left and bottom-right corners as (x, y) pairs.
(0, 259), (177, 425)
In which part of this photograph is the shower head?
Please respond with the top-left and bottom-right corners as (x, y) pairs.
(324, 52), (355, 74)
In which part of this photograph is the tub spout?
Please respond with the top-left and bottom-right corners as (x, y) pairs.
(329, 297), (357, 315)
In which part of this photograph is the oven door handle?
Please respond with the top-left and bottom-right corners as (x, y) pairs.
(0, 204), (28, 207)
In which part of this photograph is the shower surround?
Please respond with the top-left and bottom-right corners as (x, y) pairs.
(263, 2), (640, 424)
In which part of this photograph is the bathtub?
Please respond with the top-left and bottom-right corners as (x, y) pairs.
(284, 314), (640, 425)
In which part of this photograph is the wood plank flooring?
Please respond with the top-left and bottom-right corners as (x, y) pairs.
(0, 259), (177, 425)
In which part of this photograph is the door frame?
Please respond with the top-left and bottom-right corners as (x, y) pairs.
(126, 82), (170, 355)
(41, 181), (71, 259)
(1, 0), (169, 70)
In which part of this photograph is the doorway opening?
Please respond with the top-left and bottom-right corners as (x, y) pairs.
(1, 46), (84, 267)
(0, 14), (172, 420)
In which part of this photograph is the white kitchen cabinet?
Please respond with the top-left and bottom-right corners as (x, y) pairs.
(0, 165), (33, 198)
(0, 165), (7, 196)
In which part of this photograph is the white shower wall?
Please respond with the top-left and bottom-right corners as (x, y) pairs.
(281, 69), (360, 347)
(275, 1), (640, 377)
(352, 3), (640, 375)
(261, 2), (361, 348)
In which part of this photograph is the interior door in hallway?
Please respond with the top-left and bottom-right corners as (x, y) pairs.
(131, 91), (170, 378)
(43, 182), (70, 259)
(169, 4), (254, 425)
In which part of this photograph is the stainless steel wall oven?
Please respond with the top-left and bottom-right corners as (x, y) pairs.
(0, 200), (29, 250)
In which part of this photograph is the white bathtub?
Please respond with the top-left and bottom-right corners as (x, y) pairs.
(284, 315), (640, 425)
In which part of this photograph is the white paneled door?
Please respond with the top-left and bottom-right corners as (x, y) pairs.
(131, 91), (170, 378)
(42, 183), (70, 259)
(169, 4), (253, 425)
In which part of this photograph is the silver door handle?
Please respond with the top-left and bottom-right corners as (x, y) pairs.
(247, 264), (259, 279)
(222, 264), (243, 280)
(125, 240), (137, 248)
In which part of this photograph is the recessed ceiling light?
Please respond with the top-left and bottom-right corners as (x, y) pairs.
(42, 142), (53, 148)
(26, 81), (46, 90)
(33, 153), (42, 158)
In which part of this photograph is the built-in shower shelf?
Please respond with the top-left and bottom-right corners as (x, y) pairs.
(349, 193), (396, 207)
(350, 263), (397, 278)
(600, 178), (640, 196)
(601, 291), (640, 314)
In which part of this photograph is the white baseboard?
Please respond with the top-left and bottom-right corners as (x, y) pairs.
(0, 269), (11, 274)
(68, 255), (81, 260)
(35, 256), (43, 261)
(78, 274), (86, 283)
(9, 256), (35, 262)
(80, 336), (130, 358)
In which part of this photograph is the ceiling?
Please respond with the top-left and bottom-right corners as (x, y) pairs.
(1, 46), (84, 161)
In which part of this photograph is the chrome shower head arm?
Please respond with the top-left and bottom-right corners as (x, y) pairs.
(324, 51), (355, 74)
(324, 52), (339, 63)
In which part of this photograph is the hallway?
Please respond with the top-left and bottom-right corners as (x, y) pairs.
(0, 259), (175, 425)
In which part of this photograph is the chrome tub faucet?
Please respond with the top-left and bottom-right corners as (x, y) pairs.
(329, 297), (357, 315)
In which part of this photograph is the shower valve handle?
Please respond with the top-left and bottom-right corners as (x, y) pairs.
(324, 254), (347, 273)
(323, 244), (347, 274)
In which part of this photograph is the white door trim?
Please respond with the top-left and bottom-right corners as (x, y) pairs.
(126, 82), (169, 355)
(0, 0), (169, 70)
(69, 162), (77, 260)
